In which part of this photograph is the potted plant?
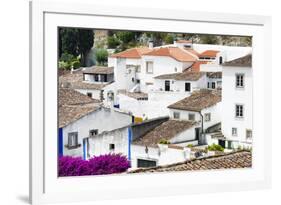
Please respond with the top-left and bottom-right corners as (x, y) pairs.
(158, 139), (170, 151)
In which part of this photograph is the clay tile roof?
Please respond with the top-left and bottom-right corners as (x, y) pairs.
(110, 47), (152, 59)
(207, 72), (222, 79)
(144, 47), (197, 62)
(59, 88), (100, 107)
(199, 50), (220, 58)
(128, 151), (252, 173)
(118, 90), (148, 100)
(184, 48), (200, 57)
(58, 88), (101, 128)
(176, 40), (192, 43)
(83, 66), (114, 74)
(132, 120), (197, 147)
(223, 54), (252, 67)
(59, 71), (110, 90)
(154, 71), (205, 81)
(190, 61), (209, 72)
(168, 89), (221, 112)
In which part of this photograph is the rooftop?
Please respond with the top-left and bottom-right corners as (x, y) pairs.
(132, 120), (197, 147)
(176, 40), (192, 43)
(110, 47), (152, 59)
(154, 71), (205, 81)
(118, 90), (148, 100)
(129, 151), (252, 173)
(223, 54), (252, 67)
(189, 61), (209, 72)
(59, 71), (110, 90)
(199, 50), (220, 58)
(207, 72), (222, 79)
(143, 47), (197, 62)
(83, 66), (114, 74)
(58, 88), (101, 128)
(168, 89), (221, 112)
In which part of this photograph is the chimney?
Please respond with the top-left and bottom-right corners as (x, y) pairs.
(148, 40), (153, 49)
(70, 65), (74, 74)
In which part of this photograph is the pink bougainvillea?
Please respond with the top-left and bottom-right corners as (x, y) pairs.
(59, 154), (130, 176)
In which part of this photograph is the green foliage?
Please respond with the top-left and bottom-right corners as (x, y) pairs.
(207, 144), (224, 152)
(59, 53), (80, 70)
(199, 35), (219, 44)
(116, 31), (135, 44)
(107, 36), (120, 49)
(59, 28), (94, 66)
(164, 34), (174, 44)
(186, 144), (194, 148)
(95, 49), (108, 65)
(158, 139), (171, 145)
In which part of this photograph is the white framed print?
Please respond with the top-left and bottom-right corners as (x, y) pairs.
(29, 0), (272, 204)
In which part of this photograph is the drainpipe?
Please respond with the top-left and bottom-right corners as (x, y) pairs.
(198, 111), (205, 145)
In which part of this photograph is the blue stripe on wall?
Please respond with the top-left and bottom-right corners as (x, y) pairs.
(58, 128), (63, 156)
(83, 139), (86, 160)
(128, 128), (132, 161)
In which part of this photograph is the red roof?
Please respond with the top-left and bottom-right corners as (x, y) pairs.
(190, 61), (209, 72)
(110, 47), (152, 59)
(143, 47), (197, 62)
(199, 50), (219, 58)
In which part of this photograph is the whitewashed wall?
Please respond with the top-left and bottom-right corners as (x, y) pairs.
(62, 107), (132, 157)
(221, 66), (253, 143)
(75, 88), (101, 100)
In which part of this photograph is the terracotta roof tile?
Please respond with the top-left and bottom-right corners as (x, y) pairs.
(154, 71), (205, 81)
(129, 151), (252, 173)
(168, 89), (221, 112)
(83, 66), (114, 74)
(176, 40), (192, 43)
(199, 50), (220, 58)
(223, 54), (252, 67)
(110, 47), (152, 59)
(118, 90), (148, 100)
(190, 61), (209, 72)
(133, 120), (197, 147)
(144, 47), (197, 62)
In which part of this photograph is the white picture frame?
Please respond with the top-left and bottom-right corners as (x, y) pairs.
(30, 0), (272, 204)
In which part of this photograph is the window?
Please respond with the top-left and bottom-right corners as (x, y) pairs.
(165, 80), (170, 91)
(246, 129), (252, 140)
(185, 82), (191, 92)
(235, 104), (244, 118)
(207, 82), (210, 88)
(87, 92), (92, 98)
(146, 61), (153, 73)
(136, 79), (140, 84)
(236, 74), (244, 88)
(232, 128), (237, 136)
(219, 56), (223, 64)
(94, 74), (99, 81)
(205, 113), (211, 122)
(68, 132), (78, 148)
(188, 113), (195, 121)
(173, 112), (180, 119)
(132, 77), (135, 82)
(109, 144), (115, 151)
(137, 159), (157, 168)
(212, 82), (216, 89)
(89, 129), (98, 137)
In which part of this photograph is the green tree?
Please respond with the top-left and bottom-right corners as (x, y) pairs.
(199, 35), (219, 44)
(95, 49), (108, 65)
(164, 34), (174, 44)
(107, 36), (120, 49)
(116, 31), (135, 44)
(59, 28), (94, 66)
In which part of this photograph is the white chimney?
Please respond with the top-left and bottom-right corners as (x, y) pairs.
(70, 65), (74, 74)
(148, 41), (153, 49)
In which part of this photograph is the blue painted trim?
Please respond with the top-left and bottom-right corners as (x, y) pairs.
(83, 139), (86, 160)
(58, 128), (63, 156)
(128, 127), (132, 161)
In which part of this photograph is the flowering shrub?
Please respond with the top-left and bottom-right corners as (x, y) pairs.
(59, 154), (130, 176)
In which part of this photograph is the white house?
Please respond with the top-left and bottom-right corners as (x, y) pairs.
(58, 88), (133, 158)
(221, 54), (252, 149)
(87, 116), (200, 169)
(167, 89), (222, 144)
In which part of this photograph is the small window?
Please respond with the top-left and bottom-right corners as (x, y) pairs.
(136, 79), (140, 84)
(137, 159), (157, 168)
(205, 113), (211, 122)
(68, 132), (78, 147)
(219, 56), (223, 64)
(87, 92), (92, 98)
(207, 82), (210, 88)
(185, 82), (191, 92)
(146, 61), (153, 74)
(236, 74), (244, 88)
(188, 113), (195, 121)
(109, 144), (115, 151)
(235, 104), (244, 118)
(132, 77), (135, 82)
(246, 129), (252, 140)
(211, 82), (216, 89)
(173, 112), (180, 119)
(89, 129), (98, 137)
(94, 75), (99, 81)
(232, 128), (237, 136)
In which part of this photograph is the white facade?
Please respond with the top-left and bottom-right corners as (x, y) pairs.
(62, 107), (132, 157)
(221, 66), (253, 145)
